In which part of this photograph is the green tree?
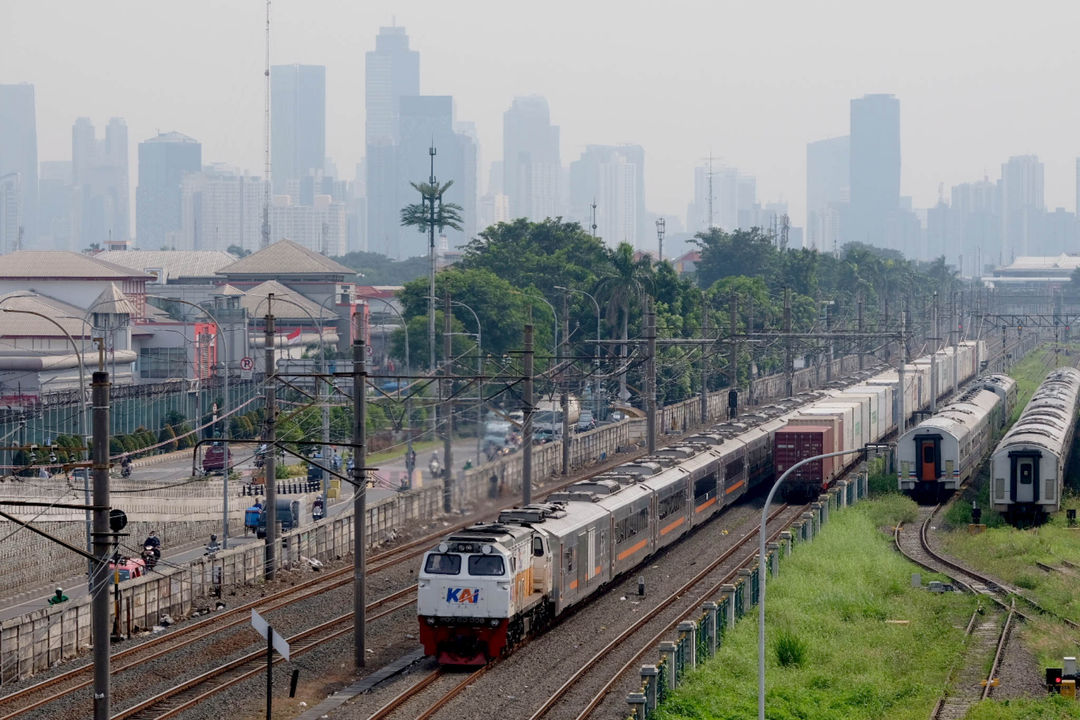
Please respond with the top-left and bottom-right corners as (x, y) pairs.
(597, 243), (654, 402)
(227, 244), (251, 258)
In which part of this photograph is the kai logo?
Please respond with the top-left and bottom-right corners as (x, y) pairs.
(446, 587), (481, 603)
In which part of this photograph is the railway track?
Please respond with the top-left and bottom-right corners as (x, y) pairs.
(367, 667), (485, 720)
(929, 601), (1015, 720)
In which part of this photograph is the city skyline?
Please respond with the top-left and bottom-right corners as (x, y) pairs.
(4, 1), (1080, 254)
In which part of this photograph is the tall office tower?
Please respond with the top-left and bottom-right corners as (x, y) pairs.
(180, 164), (267, 252)
(0, 84), (39, 248)
(569, 145), (646, 248)
(848, 94), (900, 250)
(806, 136), (849, 253)
(951, 179), (1000, 276)
(38, 161), (74, 250)
(135, 132), (202, 248)
(71, 117), (129, 249)
(999, 155), (1044, 262)
(365, 26), (420, 257)
(503, 96), (561, 221)
(271, 64), (326, 196)
(395, 96), (476, 257)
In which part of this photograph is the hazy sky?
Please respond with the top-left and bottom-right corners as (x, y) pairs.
(4, 0), (1080, 234)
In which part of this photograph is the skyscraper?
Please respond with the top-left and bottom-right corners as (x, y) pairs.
(503, 96), (561, 221)
(1000, 155), (1044, 262)
(569, 145), (645, 248)
(365, 26), (420, 256)
(848, 94), (900, 249)
(180, 164), (266, 252)
(806, 136), (849, 253)
(271, 64), (326, 195)
(0, 84), (39, 249)
(135, 132), (201, 248)
(72, 117), (129, 249)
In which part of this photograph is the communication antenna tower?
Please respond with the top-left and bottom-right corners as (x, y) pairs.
(261, 0), (272, 249)
(703, 153), (717, 230)
(590, 199), (598, 238)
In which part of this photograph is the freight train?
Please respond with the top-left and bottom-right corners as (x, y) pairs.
(990, 367), (1080, 521)
(416, 341), (987, 665)
(896, 374), (1017, 501)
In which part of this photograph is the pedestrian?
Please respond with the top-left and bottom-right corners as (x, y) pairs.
(489, 472), (498, 499)
(48, 587), (68, 605)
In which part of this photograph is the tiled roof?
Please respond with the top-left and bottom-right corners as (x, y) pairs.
(0, 251), (154, 280)
(96, 250), (237, 280)
(239, 281), (336, 321)
(0, 292), (96, 337)
(90, 283), (136, 315)
(218, 239), (356, 277)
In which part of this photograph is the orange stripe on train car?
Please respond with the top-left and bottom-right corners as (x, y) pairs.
(660, 516), (685, 536)
(616, 538), (649, 561)
(569, 579), (578, 590)
(725, 480), (745, 495)
(695, 496), (718, 513)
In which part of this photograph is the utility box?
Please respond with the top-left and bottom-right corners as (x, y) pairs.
(1062, 679), (1076, 699)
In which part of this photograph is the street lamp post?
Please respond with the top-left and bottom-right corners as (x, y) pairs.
(449, 300), (482, 467)
(555, 286), (602, 419)
(757, 447), (877, 720)
(145, 295), (232, 548)
(365, 295), (414, 485)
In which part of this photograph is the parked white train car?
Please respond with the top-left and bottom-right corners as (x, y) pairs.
(990, 367), (1080, 520)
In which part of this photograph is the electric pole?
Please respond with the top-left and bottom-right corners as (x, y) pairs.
(522, 323), (534, 505)
(857, 292), (865, 371)
(428, 145), (438, 375)
(784, 288), (793, 397)
(728, 290), (738, 416)
(442, 293), (453, 512)
(700, 299), (709, 423)
(352, 327), (367, 668)
(91, 363), (111, 720)
(646, 297), (657, 454)
(561, 291), (570, 475)
(263, 301), (277, 581)
(655, 217), (666, 263)
(930, 292), (938, 413)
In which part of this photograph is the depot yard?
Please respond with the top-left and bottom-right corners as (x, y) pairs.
(651, 492), (1080, 720)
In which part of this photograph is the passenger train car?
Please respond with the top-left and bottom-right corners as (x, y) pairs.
(990, 367), (1080, 521)
(417, 340), (988, 665)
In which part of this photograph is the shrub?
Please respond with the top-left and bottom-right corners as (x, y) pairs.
(109, 437), (124, 455)
(158, 425), (178, 452)
(775, 629), (808, 668)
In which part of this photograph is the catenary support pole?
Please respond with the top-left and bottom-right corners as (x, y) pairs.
(91, 365), (111, 720)
(442, 294), (453, 510)
(352, 325), (367, 668)
(728, 290), (737, 415)
(561, 291), (570, 475)
(263, 301), (277, 581)
(700, 299), (709, 423)
(522, 323), (534, 505)
(784, 288), (793, 397)
(857, 292), (865, 371)
(930, 292), (938, 412)
(646, 297), (657, 454)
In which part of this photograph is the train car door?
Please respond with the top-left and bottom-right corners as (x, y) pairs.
(917, 436), (939, 482)
(577, 532), (587, 591)
(1010, 452), (1039, 504)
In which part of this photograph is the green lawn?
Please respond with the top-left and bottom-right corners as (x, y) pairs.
(654, 494), (973, 720)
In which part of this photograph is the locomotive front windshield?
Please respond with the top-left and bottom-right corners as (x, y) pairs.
(424, 553), (462, 574)
(468, 554), (506, 576)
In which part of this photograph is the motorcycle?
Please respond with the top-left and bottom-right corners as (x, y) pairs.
(141, 544), (160, 570)
(203, 534), (221, 556)
(120, 464), (132, 479)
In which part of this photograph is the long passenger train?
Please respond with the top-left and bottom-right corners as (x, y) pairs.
(896, 374), (1017, 500)
(990, 367), (1080, 521)
(417, 341), (987, 665)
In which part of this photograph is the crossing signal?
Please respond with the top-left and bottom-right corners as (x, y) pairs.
(1047, 667), (1063, 691)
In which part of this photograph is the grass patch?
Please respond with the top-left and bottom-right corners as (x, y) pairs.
(653, 501), (976, 720)
(964, 695), (1080, 719)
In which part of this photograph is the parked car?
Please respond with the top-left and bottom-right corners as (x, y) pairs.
(202, 443), (230, 475)
(576, 411), (596, 432)
(532, 427), (556, 444)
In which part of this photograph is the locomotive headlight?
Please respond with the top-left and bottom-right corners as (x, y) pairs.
(426, 617), (436, 626)
(482, 544), (493, 554)
(438, 542), (449, 553)
(490, 619), (500, 627)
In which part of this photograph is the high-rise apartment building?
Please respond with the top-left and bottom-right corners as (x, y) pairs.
(135, 132), (202, 248)
(569, 145), (645, 248)
(0, 84), (39, 249)
(180, 164), (266, 252)
(806, 136), (849, 253)
(366, 26), (420, 256)
(503, 96), (561, 221)
(38, 161), (73, 250)
(270, 194), (347, 257)
(999, 155), (1044, 262)
(271, 64), (326, 195)
(686, 163), (755, 235)
(848, 94), (900, 249)
(71, 117), (129, 249)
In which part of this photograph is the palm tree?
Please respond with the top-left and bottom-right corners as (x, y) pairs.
(598, 243), (653, 402)
(401, 179), (464, 372)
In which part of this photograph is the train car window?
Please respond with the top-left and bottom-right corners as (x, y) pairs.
(532, 537), (544, 557)
(659, 492), (686, 519)
(510, 556), (517, 573)
(1019, 463), (1033, 484)
(468, 554), (506, 576)
(725, 458), (744, 478)
(922, 446), (934, 463)
(424, 553), (461, 575)
(694, 475), (716, 501)
(565, 548), (574, 572)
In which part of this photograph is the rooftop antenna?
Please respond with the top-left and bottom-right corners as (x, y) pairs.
(703, 153), (717, 230)
(261, 0), (272, 249)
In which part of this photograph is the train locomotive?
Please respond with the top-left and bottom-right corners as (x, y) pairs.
(990, 367), (1080, 521)
(417, 341), (987, 665)
(896, 373), (1017, 500)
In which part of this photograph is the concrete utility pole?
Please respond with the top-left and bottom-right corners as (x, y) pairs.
(263, 303), (277, 581)
(561, 291), (570, 475)
(91, 363), (111, 720)
(428, 146), (438, 376)
(522, 323), (534, 505)
(747, 296), (755, 406)
(442, 294), (453, 511)
(700, 300), (710, 423)
(825, 302), (834, 383)
(857, 293), (865, 371)
(783, 288), (793, 397)
(951, 291), (959, 396)
(728, 290), (738, 412)
(646, 297), (657, 454)
(352, 327), (367, 668)
(655, 217), (666, 263)
(898, 300), (907, 436)
(930, 292), (939, 412)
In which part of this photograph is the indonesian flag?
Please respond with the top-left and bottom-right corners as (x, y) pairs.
(286, 328), (302, 345)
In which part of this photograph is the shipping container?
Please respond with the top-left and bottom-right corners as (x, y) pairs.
(773, 425), (835, 494)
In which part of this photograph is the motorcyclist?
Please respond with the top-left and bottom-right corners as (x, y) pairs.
(143, 530), (161, 563)
(120, 454), (132, 478)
